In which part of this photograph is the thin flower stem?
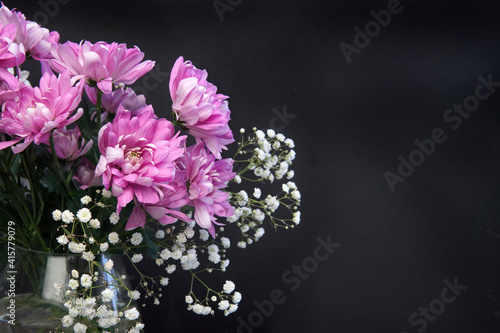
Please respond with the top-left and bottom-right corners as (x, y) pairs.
(96, 89), (103, 131)
(49, 132), (72, 194)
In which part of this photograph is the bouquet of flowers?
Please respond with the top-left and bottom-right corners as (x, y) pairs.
(0, 3), (300, 332)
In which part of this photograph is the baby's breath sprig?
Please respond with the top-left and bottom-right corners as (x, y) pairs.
(227, 128), (301, 244)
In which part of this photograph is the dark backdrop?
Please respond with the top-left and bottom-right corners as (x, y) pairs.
(5, 0), (500, 332)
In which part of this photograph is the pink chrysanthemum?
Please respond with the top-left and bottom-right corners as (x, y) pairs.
(50, 41), (154, 94)
(0, 22), (25, 90)
(74, 158), (102, 189)
(85, 85), (148, 117)
(0, 3), (59, 61)
(169, 56), (234, 159)
(0, 71), (83, 153)
(52, 126), (92, 161)
(182, 143), (235, 237)
(126, 172), (191, 230)
(95, 106), (185, 214)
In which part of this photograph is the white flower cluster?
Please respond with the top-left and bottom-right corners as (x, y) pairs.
(250, 128), (296, 183)
(227, 128), (301, 246)
(185, 280), (241, 316)
(57, 266), (143, 332)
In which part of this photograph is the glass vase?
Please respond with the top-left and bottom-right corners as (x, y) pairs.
(0, 247), (137, 332)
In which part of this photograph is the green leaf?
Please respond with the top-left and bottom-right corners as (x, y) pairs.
(39, 172), (63, 193)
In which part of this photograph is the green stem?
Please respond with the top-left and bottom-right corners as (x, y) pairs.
(96, 89), (103, 131)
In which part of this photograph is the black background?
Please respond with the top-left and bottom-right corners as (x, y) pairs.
(4, 0), (500, 332)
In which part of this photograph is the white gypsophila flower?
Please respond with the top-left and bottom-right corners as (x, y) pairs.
(247, 238), (253, 245)
(238, 190), (248, 205)
(254, 167), (263, 177)
(234, 175), (241, 184)
(61, 210), (74, 224)
(68, 241), (86, 254)
(68, 307), (79, 317)
(255, 228), (265, 239)
(154, 298), (160, 305)
(166, 264), (176, 274)
(285, 138), (295, 148)
(256, 148), (266, 161)
(192, 303), (203, 314)
(131, 254), (143, 263)
(253, 188), (261, 199)
(221, 259), (230, 270)
(68, 279), (79, 290)
(287, 170), (294, 179)
(221, 237), (230, 248)
(160, 277), (169, 286)
(240, 128), (245, 134)
(268, 173), (275, 183)
(88, 237), (95, 244)
(98, 315), (118, 328)
(223, 280), (235, 294)
(109, 212), (119, 225)
(209, 253), (221, 264)
(130, 323), (145, 333)
(130, 232), (143, 245)
(282, 184), (290, 193)
(261, 140), (272, 154)
(252, 209), (265, 222)
(71, 269), (79, 278)
(156, 258), (164, 266)
(184, 227), (195, 239)
(76, 208), (91, 223)
(211, 295), (217, 302)
(130, 290), (140, 300)
(101, 189), (112, 198)
(104, 259), (114, 271)
(57, 235), (69, 245)
(267, 128), (276, 138)
(202, 306), (212, 315)
(108, 232), (119, 244)
(89, 218), (101, 229)
(237, 241), (246, 249)
(73, 323), (87, 333)
(80, 274), (92, 288)
(293, 211), (301, 224)
(276, 133), (285, 142)
(177, 232), (187, 243)
(199, 229), (209, 241)
(101, 288), (115, 302)
(241, 225), (249, 233)
(291, 190), (301, 201)
(160, 248), (171, 260)
(52, 209), (62, 221)
(218, 300), (230, 310)
(155, 230), (165, 239)
(265, 195), (280, 212)
(100, 242), (109, 252)
(61, 315), (74, 327)
(272, 141), (280, 149)
(227, 304), (238, 314)
(233, 291), (242, 303)
(185, 295), (194, 304)
(124, 307), (140, 320)
(286, 181), (297, 190)
(82, 251), (95, 262)
(172, 249), (183, 260)
(255, 130), (265, 141)
(208, 244), (219, 254)
(80, 195), (92, 205)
